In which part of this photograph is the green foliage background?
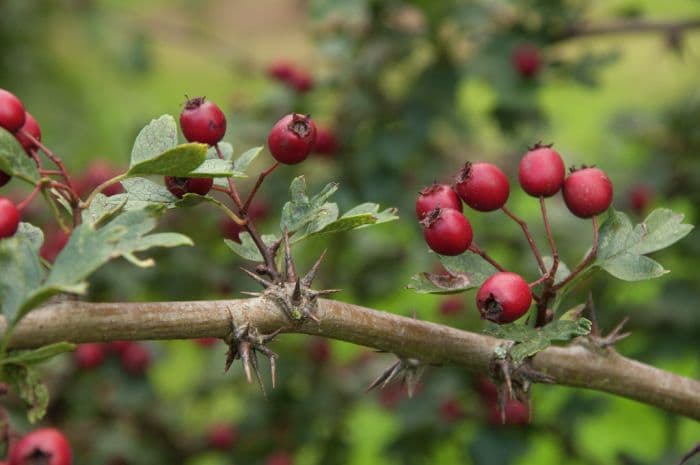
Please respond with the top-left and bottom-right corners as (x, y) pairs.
(1, 0), (699, 464)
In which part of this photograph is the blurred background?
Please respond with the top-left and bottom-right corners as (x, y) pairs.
(1, 0), (700, 464)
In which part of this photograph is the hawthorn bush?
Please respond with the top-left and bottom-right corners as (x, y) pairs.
(1, 1), (700, 465)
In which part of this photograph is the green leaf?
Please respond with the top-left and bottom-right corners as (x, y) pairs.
(119, 177), (179, 209)
(2, 342), (76, 366)
(308, 203), (399, 236)
(0, 227), (45, 321)
(233, 146), (263, 172)
(82, 193), (127, 227)
(4, 364), (49, 423)
(406, 271), (475, 294)
(224, 233), (278, 262)
(0, 128), (40, 184)
(17, 223), (44, 251)
(542, 256), (571, 284)
(483, 322), (538, 342)
(207, 142), (233, 160)
(46, 205), (193, 291)
(541, 318), (592, 341)
(510, 337), (551, 364)
(594, 208), (693, 281)
(127, 143), (208, 177)
(186, 158), (244, 177)
(130, 115), (178, 166)
(441, 251), (498, 286)
(280, 176), (339, 233)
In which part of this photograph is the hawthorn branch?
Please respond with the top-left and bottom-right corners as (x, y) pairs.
(2, 298), (699, 420)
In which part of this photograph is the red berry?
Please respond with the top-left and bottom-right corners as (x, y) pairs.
(195, 337), (219, 348)
(628, 184), (653, 216)
(119, 342), (151, 376)
(313, 127), (339, 156)
(307, 338), (331, 365)
(0, 89), (26, 133)
(511, 44), (542, 78)
(206, 424), (238, 450)
(164, 176), (213, 198)
(415, 183), (462, 220)
(454, 162), (510, 212)
(438, 296), (464, 316)
(107, 340), (134, 355)
(14, 112), (41, 154)
(473, 376), (499, 402)
(439, 397), (465, 422)
(75, 161), (124, 198)
(74, 343), (106, 370)
(562, 167), (614, 218)
(476, 272), (531, 324)
(267, 61), (296, 82)
(40, 228), (70, 263)
(0, 196), (20, 239)
(0, 171), (10, 188)
(421, 208), (473, 256)
(179, 96), (227, 145)
(267, 113), (317, 165)
(487, 399), (530, 426)
(264, 452), (293, 465)
(289, 68), (314, 93)
(518, 145), (566, 197)
(8, 428), (72, 465)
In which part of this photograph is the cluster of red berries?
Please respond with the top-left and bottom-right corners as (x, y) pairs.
(0, 88), (46, 240)
(4, 427), (71, 465)
(74, 341), (151, 376)
(417, 144), (613, 324)
(166, 97), (319, 200)
(267, 60), (314, 93)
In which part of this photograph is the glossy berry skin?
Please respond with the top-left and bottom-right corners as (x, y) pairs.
(415, 183), (462, 219)
(14, 112), (41, 154)
(0, 170), (10, 188)
(74, 343), (106, 370)
(179, 97), (227, 145)
(206, 424), (238, 450)
(164, 176), (213, 198)
(119, 343), (151, 376)
(8, 428), (72, 465)
(455, 162), (509, 212)
(0, 196), (20, 239)
(476, 272), (531, 324)
(511, 44), (542, 78)
(562, 167), (613, 218)
(518, 145), (566, 197)
(267, 113), (317, 165)
(0, 89), (26, 132)
(421, 208), (473, 256)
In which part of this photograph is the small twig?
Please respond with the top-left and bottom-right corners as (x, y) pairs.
(16, 184), (43, 211)
(83, 173), (128, 207)
(214, 143), (243, 209)
(243, 162), (279, 213)
(468, 244), (506, 272)
(20, 131), (76, 197)
(501, 206), (547, 274)
(553, 216), (599, 292)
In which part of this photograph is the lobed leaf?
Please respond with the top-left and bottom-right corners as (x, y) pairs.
(224, 233), (278, 262)
(127, 143), (209, 177)
(0, 128), (40, 184)
(0, 224), (45, 321)
(130, 115), (178, 166)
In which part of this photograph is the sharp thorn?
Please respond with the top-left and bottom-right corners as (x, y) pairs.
(240, 344), (253, 383)
(250, 351), (267, 398)
(283, 228), (297, 283)
(270, 354), (277, 389)
(302, 249), (327, 287)
(262, 328), (282, 343)
(240, 267), (273, 288)
(240, 291), (262, 297)
(381, 361), (403, 389)
(311, 289), (341, 297)
(292, 278), (302, 305)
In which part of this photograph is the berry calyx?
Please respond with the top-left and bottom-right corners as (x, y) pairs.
(0, 89), (26, 133)
(164, 176), (214, 198)
(267, 113), (317, 165)
(511, 44), (542, 78)
(454, 162), (510, 212)
(476, 272), (532, 324)
(179, 96), (227, 146)
(74, 343), (106, 370)
(421, 207), (473, 256)
(562, 166), (613, 218)
(415, 183), (462, 219)
(14, 112), (41, 154)
(8, 427), (72, 465)
(0, 170), (10, 188)
(0, 196), (20, 239)
(518, 144), (566, 197)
